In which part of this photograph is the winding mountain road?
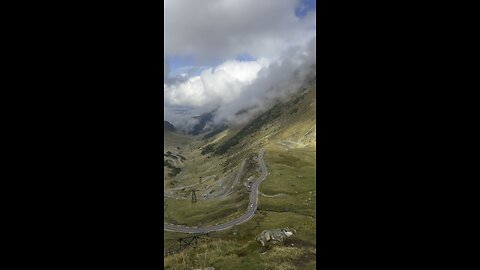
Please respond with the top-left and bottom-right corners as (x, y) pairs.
(164, 149), (267, 234)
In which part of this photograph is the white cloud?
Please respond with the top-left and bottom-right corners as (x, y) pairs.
(165, 37), (315, 130)
(165, 0), (315, 62)
(164, 59), (268, 108)
(164, 0), (316, 131)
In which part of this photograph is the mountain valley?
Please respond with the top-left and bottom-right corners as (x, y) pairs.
(164, 77), (316, 269)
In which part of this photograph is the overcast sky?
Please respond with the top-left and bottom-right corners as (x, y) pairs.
(164, 0), (316, 130)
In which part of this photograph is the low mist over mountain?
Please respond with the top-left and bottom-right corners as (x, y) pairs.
(164, 0), (315, 133)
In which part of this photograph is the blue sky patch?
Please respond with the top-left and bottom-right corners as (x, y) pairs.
(295, 0), (316, 18)
(165, 0), (315, 79)
(235, 53), (256, 62)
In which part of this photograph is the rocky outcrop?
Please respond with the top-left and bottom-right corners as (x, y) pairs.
(256, 228), (295, 246)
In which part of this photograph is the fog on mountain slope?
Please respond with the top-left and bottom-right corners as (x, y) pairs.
(164, 38), (316, 133)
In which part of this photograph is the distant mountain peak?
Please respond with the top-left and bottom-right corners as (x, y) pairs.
(164, 121), (176, 132)
(189, 111), (216, 135)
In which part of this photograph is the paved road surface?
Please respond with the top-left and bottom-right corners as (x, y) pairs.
(164, 149), (267, 233)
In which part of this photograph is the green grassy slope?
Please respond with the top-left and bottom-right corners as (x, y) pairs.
(164, 77), (316, 269)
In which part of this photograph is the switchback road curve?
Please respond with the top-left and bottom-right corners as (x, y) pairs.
(164, 149), (267, 234)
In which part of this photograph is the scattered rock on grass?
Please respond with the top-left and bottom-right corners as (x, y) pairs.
(256, 228), (295, 246)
